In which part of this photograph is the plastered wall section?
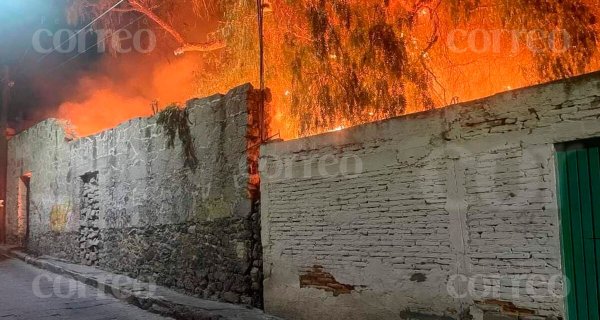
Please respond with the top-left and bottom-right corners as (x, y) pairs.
(260, 72), (600, 319)
(5, 84), (262, 305)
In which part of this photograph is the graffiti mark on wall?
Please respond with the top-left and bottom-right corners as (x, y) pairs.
(50, 203), (73, 232)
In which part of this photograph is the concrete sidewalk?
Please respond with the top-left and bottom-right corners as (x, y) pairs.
(0, 245), (281, 320)
(0, 255), (172, 319)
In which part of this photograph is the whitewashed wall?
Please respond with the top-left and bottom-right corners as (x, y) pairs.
(260, 72), (600, 319)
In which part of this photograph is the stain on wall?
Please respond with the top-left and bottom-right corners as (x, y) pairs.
(49, 203), (72, 233)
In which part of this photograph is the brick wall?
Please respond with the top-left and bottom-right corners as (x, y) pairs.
(260, 72), (600, 319)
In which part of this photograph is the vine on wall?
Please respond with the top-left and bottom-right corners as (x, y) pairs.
(157, 105), (199, 169)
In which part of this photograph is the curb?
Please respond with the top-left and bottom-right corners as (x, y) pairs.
(0, 246), (281, 320)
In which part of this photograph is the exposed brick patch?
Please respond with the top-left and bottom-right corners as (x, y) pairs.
(478, 300), (536, 316)
(299, 265), (355, 296)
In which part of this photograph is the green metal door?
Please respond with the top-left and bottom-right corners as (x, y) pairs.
(556, 139), (600, 320)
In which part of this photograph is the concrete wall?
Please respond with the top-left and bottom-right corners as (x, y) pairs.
(260, 72), (600, 319)
(5, 84), (264, 307)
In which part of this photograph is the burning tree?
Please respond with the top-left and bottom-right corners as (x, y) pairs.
(66, 0), (226, 55)
(67, 0), (599, 138)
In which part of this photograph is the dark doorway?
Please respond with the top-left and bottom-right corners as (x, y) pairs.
(18, 173), (31, 248)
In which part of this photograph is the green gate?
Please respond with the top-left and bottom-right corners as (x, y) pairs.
(556, 139), (600, 320)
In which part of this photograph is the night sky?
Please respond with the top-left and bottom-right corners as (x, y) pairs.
(0, 0), (103, 131)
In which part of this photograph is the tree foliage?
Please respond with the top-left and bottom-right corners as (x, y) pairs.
(69, 0), (599, 137)
(448, 0), (598, 80)
(280, 0), (436, 133)
(66, 0), (225, 55)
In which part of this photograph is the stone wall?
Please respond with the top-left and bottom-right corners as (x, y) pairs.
(5, 84), (264, 307)
(260, 72), (600, 319)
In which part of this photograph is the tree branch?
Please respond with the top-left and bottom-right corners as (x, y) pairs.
(175, 41), (227, 55)
(127, 0), (225, 55)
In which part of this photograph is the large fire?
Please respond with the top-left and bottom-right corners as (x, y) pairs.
(56, 55), (201, 135)
(54, 0), (600, 139)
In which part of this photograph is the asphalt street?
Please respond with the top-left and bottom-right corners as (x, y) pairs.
(0, 255), (171, 319)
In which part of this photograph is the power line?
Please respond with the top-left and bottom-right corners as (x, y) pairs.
(36, 0), (126, 65)
(45, 10), (149, 75)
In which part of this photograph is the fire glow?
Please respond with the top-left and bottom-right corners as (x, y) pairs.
(52, 0), (600, 139)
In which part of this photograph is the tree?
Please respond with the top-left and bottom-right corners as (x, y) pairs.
(209, 0), (599, 137)
(68, 0), (599, 138)
(66, 0), (226, 55)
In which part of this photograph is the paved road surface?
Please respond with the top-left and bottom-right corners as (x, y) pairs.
(0, 255), (170, 319)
